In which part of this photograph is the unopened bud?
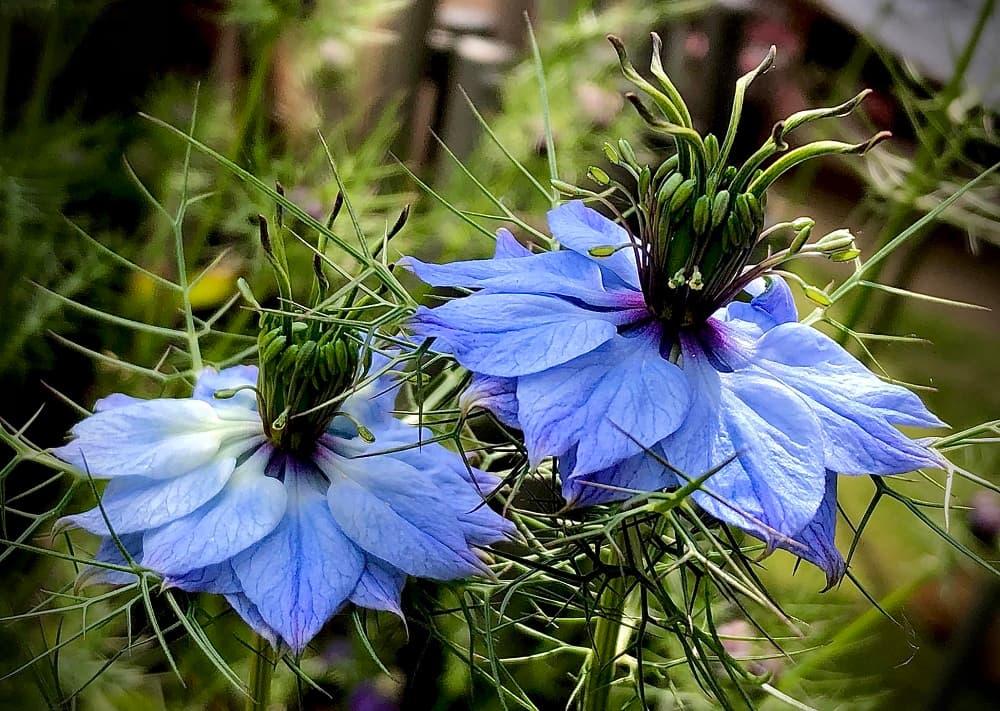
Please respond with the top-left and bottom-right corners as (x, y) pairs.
(588, 166), (611, 185)
(788, 218), (815, 254)
(711, 190), (731, 230)
(803, 284), (832, 306)
(602, 142), (620, 165)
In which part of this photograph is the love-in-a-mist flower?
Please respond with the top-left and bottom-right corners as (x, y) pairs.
(404, 35), (944, 587)
(54, 223), (514, 653)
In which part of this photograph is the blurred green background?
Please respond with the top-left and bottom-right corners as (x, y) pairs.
(0, 1), (997, 709)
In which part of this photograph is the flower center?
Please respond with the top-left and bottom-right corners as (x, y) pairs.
(256, 314), (362, 456)
(582, 35), (885, 330)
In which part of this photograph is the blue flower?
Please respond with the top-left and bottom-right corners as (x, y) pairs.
(403, 203), (945, 587)
(54, 357), (515, 652)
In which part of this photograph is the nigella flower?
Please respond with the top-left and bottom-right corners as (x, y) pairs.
(402, 36), (945, 587)
(54, 330), (514, 652)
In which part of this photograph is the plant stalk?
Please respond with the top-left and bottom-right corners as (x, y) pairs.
(579, 535), (630, 711)
(245, 633), (275, 711)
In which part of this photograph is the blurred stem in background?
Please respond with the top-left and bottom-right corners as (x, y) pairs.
(839, 0), (996, 343)
(245, 633), (275, 711)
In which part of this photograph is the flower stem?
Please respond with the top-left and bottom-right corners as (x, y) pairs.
(245, 633), (275, 711)
(579, 536), (630, 711)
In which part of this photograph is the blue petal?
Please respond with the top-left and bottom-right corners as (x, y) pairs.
(59, 454), (238, 535)
(193, 365), (260, 412)
(562, 445), (681, 508)
(334, 351), (400, 438)
(750, 322), (945, 474)
(547, 201), (641, 289)
(350, 555), (407, 617)
(460, 374), (519, 428)
(402, 248), (640, 308)
(225, 593), (278, 648)
(724, 276), (797, 332)
(316, 445), (489, 579)
(660, 335), (827, 541)
(141, 446), (286, 575)
(232, 456), (364, 653)
(494, 228), (532, 258)
(94, 393), (143, 412)
(167, 562), (243, 594)
(53, 399), (254, 479)
(410, 293), (635, 377)
(771, 471), (845, 589)
(79, 534), (143, 587)
(517, 324), (689, 475)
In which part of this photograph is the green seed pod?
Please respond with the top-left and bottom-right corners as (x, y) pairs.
(693, 195), (711, 235)
(710, 189), (731, 229)
(668, 178), (697, 217)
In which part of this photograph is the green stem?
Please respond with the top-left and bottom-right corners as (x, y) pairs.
(245, 633), (275, 711)
(579, 537), (630, 711)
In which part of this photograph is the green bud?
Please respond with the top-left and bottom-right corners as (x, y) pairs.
(693, 195), (711, 235)
(617, 138), (637, 166)
(639, 165), (651, 197)
(551, 179), (587, 196)
(735, 193), (756, 233)
(711, 190), (731, 229)
(830, 247), (862, 262)
(788, 218), (815, 254)
(588, 166), (611, 186)
(803, 284), (832, 306)
(588, 244), (626, 257)
(704, 133), (720, 167)
(669, 178), (697, 217)
(602, 142), (620, 165)
(657, 172), (684, 205)
(653, 155), (680, 186)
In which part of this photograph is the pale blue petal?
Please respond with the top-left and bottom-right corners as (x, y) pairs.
(167, 562), (242, 594)
(225, 593), (278, 648)
(59, 455), (239, 535)
(334, 351), (399, 437)
(494, 228), (532, 258)
(562, 446), (681, 508)
(660, 336), (826, 541)
(193, 365), (260, 412)
(53, 399), (243, 479)
(402, 248), (641, 308)
(771, 471), (845, 589)
(547, 201), (641, 289)
(316, 446), (488, 579)
(233, 457), (364, 653)
(410, 293), (636, 377)
(460, 374), (519, 428)
(350, 555), (407, 616)
(725, 275), (797, 331)
(79, 535), (143, 587)
(141, 446), (286, 575)
(94, 394), (143, 412)
(517, 324), (689, 475)
(750, 322), (945, 473)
